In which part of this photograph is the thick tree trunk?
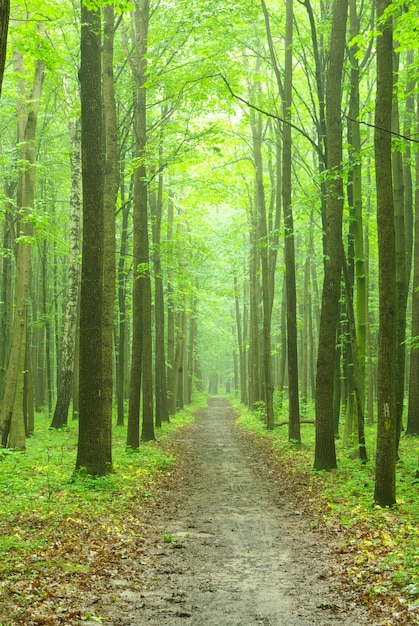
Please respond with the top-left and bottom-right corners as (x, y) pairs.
(314, 0), (348, 471)
(374, 0), (397, 507)
(76, 4), (107, 475)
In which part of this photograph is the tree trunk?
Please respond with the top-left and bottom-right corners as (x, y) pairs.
(406, 94), (419, 435)
(0, 52), (44, 448)
(0, 0), (9, 96)
(127, 0), (155, 445)
(116, 168), (131, 427)
(248, 202), (261, 409)
(234, 276), (248, 405)
(348, 0), (367, 417)
(314, 0), (348, 471)
(150, 126), (169, 426)
(166, 196), (176, 414)
(75, 3), (107, 475)
(282, 0), (300, 442)
(102, 3), (117, 463)
(374, 0), (397, 507)
(51, 117), (81, 429)
(250, 107), (274, 429)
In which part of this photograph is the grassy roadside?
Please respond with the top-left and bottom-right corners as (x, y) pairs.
(233, 399), (419, 626)
(0, 396), (205, 626)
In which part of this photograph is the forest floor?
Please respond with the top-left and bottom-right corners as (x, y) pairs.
(6, 397), (415, 625)
(86, 397), (371, 626)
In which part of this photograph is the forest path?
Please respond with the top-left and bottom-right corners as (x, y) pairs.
(100, 398), (369, 625)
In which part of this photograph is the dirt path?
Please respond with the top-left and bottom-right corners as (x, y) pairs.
(99, 398), (369, 625)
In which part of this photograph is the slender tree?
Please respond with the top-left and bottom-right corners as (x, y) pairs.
(314, 0), (348, 471)
(406, 95), (419, 436)
(374, 0), (397, 507)
(50, 115), (81, 429)
(282, 0), (300, 442)
(102, 3), (117, 461)
(127, 0), (155, 446)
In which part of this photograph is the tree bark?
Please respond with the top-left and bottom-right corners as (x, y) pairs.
(406, 94), (419, 435)
(282, 0), (300, 442)
(374, 0), (397, 507)
(75, 3), (107, 475)
(127, 0), (155, 445)
(0, 51), (44, 448)
(102, 3), (118, 462)
(150, 120), (169, 426)
(392, 52), (407, 453)
(314, 0), (348, 471)
(0, 0), (9, 96)
(51, 117), (81, 429)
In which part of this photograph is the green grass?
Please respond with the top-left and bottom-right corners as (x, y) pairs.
(233, 397), (419, 621)
(0, 397), (204, 579)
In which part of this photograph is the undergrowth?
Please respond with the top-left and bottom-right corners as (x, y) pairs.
(233, 397), (419, 624)
(0, 397), (204, 624)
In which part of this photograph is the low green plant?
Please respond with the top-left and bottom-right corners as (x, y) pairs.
(0, 395), (205, 624)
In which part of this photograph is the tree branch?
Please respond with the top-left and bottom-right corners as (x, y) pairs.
(347, 115), (419, 143)
(216, 73), (321, 155)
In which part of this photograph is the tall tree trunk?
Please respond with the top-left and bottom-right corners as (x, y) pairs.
(392, 52), (407, 453)
(250, 108), (274, 429)
(348, 0), (367, 417)
(0, 52), (44, 448)
(314, 0), (348, 471)
(116, 168), (131, 427)
(102, 3), (117, 463)
(51, 119), (81, 429)
(234, 276), (248, 406)
(374, 0), (397, 507)
(406, 94), (419, 435)
(166, 196), (176, 414)
(186, 301), (197, 406)
(0, 189), (14, 399)
(171, 310), (185, 415)
(75, 3), (107, 475)
(150, 123), (169, 426)
(282, 0), (300, 442)
(248, 203), (261, 410)
(127, 0), (154, 445)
